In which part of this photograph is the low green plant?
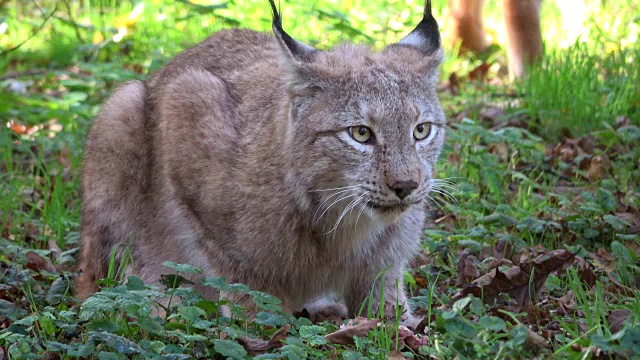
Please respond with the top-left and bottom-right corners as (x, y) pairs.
(2, 0), (640, 358)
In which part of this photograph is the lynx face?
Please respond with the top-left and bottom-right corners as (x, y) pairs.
(274, 16), (445, 225)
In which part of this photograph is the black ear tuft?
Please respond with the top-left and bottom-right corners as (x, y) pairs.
(268, 0), (316, 62)
(397, 0), (441, 56)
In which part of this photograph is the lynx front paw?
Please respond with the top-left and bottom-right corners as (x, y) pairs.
(400, 313), (423, 331)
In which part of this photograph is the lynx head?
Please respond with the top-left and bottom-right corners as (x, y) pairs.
(269, 1), (445, 224)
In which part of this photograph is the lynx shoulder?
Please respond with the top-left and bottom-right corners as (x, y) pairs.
(77, 0), (446, 326)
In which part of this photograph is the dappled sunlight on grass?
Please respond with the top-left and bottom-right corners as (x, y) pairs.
(1, 0), (639, 358)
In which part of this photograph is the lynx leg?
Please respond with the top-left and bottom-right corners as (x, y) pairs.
(450, 0), (543, 79)
(77, 81), (148, 300)
(449, 0), (488, 53)
(503, 0), (543, 79)
(75, 232), (101, 300)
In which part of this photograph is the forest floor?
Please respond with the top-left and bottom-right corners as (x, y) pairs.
(1, 1), (639, 359)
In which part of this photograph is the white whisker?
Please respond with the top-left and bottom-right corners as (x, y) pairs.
(354, 196), (371, 230)
(431, 178), (460, 190)
(430, 188), (458, 204)
(438, 176), (463, 182)
(434, 185), (458, 197)
(327, 192), (368, 236)
(425, 194), (446, 213)
(316, 193), (357, 223)
(311, 185), (361, 193)
(326, 200), (357, 236)
(313, 188), (355, 221)
(433, 185), (459, 196)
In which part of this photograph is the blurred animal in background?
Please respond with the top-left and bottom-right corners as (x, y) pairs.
(449, 0), (543, 79)
(449, 0), (590, 79)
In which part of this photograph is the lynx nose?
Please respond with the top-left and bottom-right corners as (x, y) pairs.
(390, 181), (418, 200)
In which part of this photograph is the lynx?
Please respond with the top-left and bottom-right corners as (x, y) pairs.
(77, 0), (446, 327)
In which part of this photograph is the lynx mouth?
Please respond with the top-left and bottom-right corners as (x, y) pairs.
(369, 202), (410, 213)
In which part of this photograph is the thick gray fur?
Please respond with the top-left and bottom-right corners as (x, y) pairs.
(78, 1), (445, 327)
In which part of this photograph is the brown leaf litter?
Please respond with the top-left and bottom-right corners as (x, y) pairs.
(453, 249), (576, 306)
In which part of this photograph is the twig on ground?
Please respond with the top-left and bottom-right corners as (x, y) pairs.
(0, 69), (48, 81)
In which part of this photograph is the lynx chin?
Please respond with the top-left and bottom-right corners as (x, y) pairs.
(77, 0), (446, 327)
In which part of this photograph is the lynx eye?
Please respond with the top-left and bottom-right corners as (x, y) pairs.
(413, 122), (432, 141)
(349, 126), (373, 144)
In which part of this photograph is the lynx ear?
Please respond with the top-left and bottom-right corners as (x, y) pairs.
(268, 0), (316, 63)
(397, 0), (442, 57)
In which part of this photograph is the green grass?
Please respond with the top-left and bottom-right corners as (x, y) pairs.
(1, 0), (640, 359)
(518, 44), (640, 137)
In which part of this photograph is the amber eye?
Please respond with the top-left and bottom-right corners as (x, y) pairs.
(413, 122), (431, 141)
(349, 126), (373, 143)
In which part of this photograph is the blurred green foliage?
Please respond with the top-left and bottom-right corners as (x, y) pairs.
(2, 0), (638, 73)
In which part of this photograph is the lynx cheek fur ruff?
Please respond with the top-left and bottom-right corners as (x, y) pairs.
(77, 0), (445, 326)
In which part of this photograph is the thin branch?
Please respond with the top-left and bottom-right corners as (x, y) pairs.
(0, 2), (59, 57)
(62, 0), (84, 42)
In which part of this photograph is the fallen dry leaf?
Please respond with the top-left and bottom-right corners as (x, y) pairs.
(526, 326), (550, 348)
(392, 325), (429, 353)
(454, 266), (526, 305)
(48, 239), (62, 261)
(628, 225), (640, 235)
(616, 213), (640, 229)
(577, 136), (596, 155)
(516, 244), (548, 265)
(605, 271), (635, 295)
(607, 309), (631, 334)
(575, 257), (597, 288)
(389, 350), (408, 360)
(522, 304), (553, 327)
(486, 258), (514, 273)
(456, 251), (480, 287)
(24, 222), (39, 243)
(26, 251), (57, 273)
(239, 324), (290, 355)
(625, 240), (640, 258)
(553, 138), (580, 163)
(579, 155), (611, 181)
(589, 248), (616, 272)
(454, 249), (575, 306)
(325, 318), (379, 345)
(556, 290), (576, 316)
(529, 249), (576, 276)
(479, 239), (516, 265)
